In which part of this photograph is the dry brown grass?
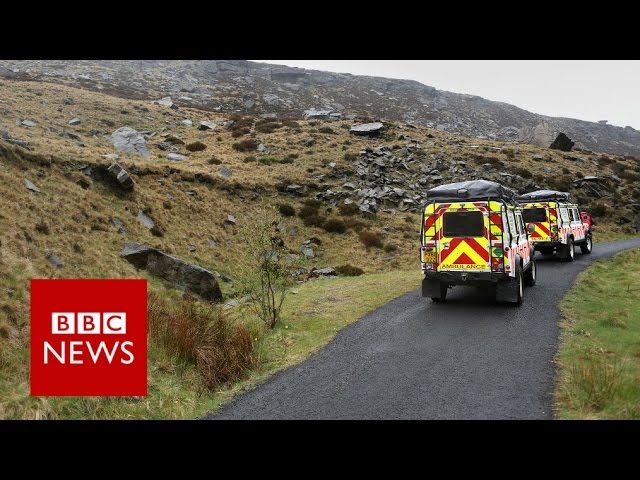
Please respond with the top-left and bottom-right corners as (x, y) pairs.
(148, 292), (255, 390)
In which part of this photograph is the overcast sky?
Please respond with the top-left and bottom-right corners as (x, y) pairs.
(256, 60), (640, 129)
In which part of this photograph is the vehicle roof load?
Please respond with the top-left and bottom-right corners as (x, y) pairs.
(425, 179), (517, 203)
(516, 189), (573, 203)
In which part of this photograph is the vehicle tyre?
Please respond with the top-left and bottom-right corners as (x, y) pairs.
(513, 266), (524, 306)
(431, 283), (448, 303)
(563, 238), (575, 262)
(524, 257), (536, 286)
(580, 235), (593, 255)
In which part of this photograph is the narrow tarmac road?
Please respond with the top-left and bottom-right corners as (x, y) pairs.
(208, 239), (640, 419)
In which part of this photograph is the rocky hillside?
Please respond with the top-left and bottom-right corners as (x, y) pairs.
(2, 60), (640, 156)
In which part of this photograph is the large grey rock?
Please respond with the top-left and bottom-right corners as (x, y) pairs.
(167, 153), (188, 161)
(68, 117), (81, 125)
(301, 244), (315, 259)
(136, 210), (155, 229)
(111, 217), (127, 235)
(218, 166), (233, 177)
(20, 119), (36, 127)
(226, 214), (237, 225)
(309, 267), (337, 277)
(63, 131), (81, 141)
(156, 96), (174, 108)
(106, 163), (134, 191)
(198, 121), (216, 131)
(24, 178), (41, 192)
(109, 127), (149, 156)
(304, 109), (332, 119)
(350, 122), (384, 136)
(121, 243), (223, 302)
(549, 132), (574, 152)
(45, 251), (63, 268)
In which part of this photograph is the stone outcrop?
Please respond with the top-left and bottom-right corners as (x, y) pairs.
(121, 243), (223, 302)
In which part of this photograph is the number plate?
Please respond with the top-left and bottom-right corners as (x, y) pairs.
(423, 250), (437, 263)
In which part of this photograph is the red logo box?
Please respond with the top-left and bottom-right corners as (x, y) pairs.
(30, 279), (147, 396)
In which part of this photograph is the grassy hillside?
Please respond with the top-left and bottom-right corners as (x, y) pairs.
(1, 77), (639, 419)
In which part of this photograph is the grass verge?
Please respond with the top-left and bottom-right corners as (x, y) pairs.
(555, 248), (640, 419)
(0, 269), (420, 419)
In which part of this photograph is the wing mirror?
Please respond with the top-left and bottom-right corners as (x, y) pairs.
(527, 224), (535, 234)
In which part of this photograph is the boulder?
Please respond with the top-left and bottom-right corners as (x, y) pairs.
(218, 166), (233, 177)
(304, 109), (332, 119)
(109, 127), (149, 156)
(350, 122), (384, 136)
(45, 251), (63, 268)
(63, 98), (74, 105)
(111, 217), (127, 235)
(20, 119), (36, 127)
(549, 132), (574, 152)
(301, 245), (315, 259)
(198, 121), (216, 131)
(309, 267), (337, 277)
(107, 163), (134, 191)
(225, 214), (237, 225)
(135, 210), (154, 228)
(163, 134), (185, 145)
(63, 131), (81, 141)
(155, 96), (174, 108)
(167, 153), (188, 161)
(182, 119), (193, 126)
(24, 178), (41, 193)
(68, 117), (81, 125)
(120, 243), (223, 302)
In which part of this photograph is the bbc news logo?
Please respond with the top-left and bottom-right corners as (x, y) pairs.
(31, 279), (147, 396)
(45, 313), (134, 365)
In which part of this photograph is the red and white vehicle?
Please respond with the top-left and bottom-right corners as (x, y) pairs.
(517, 190), (592, 261)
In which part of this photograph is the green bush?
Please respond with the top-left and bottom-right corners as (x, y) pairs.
(243, 155), (257, 163)
(298, 205), (319, 220)
(383, 243), (398, 253)
(343, 216), (365, 232)
(336, 264), (364, 276)
(303, 199), (322, 209)
(322, 218), (347, 234)
(359, 231), (384, 249)
(232, 139), (259, 152)
(303, 214), (326, 227)
(278, 204), (296, 217)
(338, 203), (360, 216)
(231, 127), (250, 138)
(186, 141), (207, 152)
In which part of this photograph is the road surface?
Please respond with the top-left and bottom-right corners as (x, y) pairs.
(208, 239), (640, 419)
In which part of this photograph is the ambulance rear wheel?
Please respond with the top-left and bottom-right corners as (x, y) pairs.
(431, 283), (448, 303)
(580, 235), (593, 255)
(514, 268), (524, 306)
(524, 257), (537, 286)
(563, 238), (575, 262)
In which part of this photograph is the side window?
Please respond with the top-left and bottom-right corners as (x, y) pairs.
(571, 208), (580, 222)
(559, 207), (570, 224)
(507, 210), (517, 237)
(515, 213), (524, 235)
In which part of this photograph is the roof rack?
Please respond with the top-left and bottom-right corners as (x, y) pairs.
(425, 179), (517, 204)
(516, 190), (574, 203)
